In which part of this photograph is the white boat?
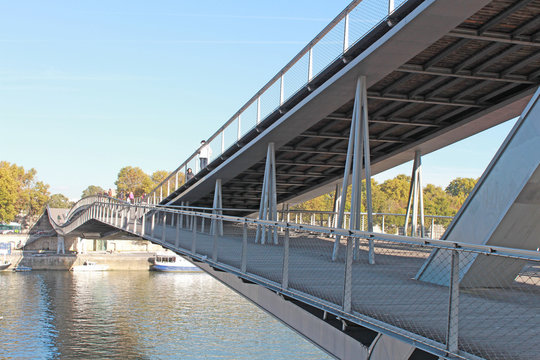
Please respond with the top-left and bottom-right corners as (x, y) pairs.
(72, 261), (109, 271)
(0, 260), (11, 271)
(0, 243), (11, 270)
(151, 252), (201, 272)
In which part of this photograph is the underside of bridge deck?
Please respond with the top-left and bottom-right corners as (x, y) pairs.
(164, 0), (540, 214)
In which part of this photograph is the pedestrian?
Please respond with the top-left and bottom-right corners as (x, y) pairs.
(129, 191), (134, 204)
(108, 188), (112, 197)
(186, 168), (194, 182)
(198, 140), (212, 169)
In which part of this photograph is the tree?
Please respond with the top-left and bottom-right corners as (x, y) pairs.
(25, 181), (50, 221)
(0, 163), (19, 222)
(424, 184), (454, 225)
(115, 166), (153, 197)
(151, 170), (169, 186)
(445, 177), (477, 198)
(0, 161), (51, 226)
(48, 194), (73, 208)
(82, 185), (105, 198)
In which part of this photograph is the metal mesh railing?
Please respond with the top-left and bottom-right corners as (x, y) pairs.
(56, 199), (540, 359)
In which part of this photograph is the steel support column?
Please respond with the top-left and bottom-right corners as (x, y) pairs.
(256, 142), (278, 245)
(210, 179), (223, 236)
(332, 76), (374, 264)
(404, 150), (425, 237)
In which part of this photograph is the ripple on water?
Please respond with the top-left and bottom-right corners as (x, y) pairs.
(0, 271), (331, 359)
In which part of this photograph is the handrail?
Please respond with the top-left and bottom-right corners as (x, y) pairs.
(55, 199), (540, 262)
(146, 0), (409, 204)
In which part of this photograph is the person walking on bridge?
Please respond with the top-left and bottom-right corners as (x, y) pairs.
(186, 168), (194, 182)
(198, 140), (212, 170)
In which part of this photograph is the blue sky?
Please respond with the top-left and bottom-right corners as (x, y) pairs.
(0, 1), (516, 199)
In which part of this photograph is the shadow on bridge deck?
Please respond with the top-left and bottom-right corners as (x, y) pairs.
(147, 220), (539, 360)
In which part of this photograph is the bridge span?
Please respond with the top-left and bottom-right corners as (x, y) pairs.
(47, 86), (540, 359)
(147, 0), (540, 212)
(46, 0), (540, 359)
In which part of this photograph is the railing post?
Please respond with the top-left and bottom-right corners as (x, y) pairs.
(431, 217), (435, 239)
(308, 48), (313, 82)
(241, 221), (248, 273)
(162, 212), (167, 243)
(343, 236), (354, 313)
(281, 225), (290, 289)
(382, 215), (385, 233)
(237, 115), (242, 141)
(133, 207), (138, 233)
(141, 209), (146, 236)
(446, 250), (460, 354)
(175, 213), (180, 248)
(180, 202), (184, 228)
(343, 12), (349, 53)
(151, 212), (155, 238)
(212, 224), (218, 262)
(191, 216), (197, 254)
(388, 0), (395, 14)
(256, 97), (261, 124)
(221, 132), (225, 154)
(279, 75), (285, 106)
(175, 172), (178, 189)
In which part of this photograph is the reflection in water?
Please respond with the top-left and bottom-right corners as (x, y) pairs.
(0, 272), (331, 359)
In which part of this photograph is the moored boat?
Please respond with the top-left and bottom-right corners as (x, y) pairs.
(151, 252), (201, 272)
(72, 261), (109, 271)
(0, 260), (11, 271)
(13, 266), (32, 272)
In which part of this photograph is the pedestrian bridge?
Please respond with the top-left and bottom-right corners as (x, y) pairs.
(46, 0), (540, 359)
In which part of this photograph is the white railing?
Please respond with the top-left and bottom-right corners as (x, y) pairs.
(146, 0), (409, 204)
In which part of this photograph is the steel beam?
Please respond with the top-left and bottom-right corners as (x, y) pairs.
(398, 64), (534, 84)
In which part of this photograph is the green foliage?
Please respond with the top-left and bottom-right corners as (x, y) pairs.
(294, 174), (478, 232)
(81, 185), (105, 198)
(48, 193), (74, 208)
(151, 170), (169, 185)
(445, 177), (477, 198)
(0, 161), (50, 225)
(0, 163), (19, 222)
(115, 166), (154, 197)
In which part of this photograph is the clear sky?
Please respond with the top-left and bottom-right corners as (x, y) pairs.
(0, 0), (517, 200)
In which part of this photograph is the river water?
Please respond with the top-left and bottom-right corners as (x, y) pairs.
(0, 271), (331, 359)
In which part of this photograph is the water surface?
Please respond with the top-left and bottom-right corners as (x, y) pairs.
(0, 271), (332, 359)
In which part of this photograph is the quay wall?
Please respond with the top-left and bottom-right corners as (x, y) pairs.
(2, 251), (155, 271)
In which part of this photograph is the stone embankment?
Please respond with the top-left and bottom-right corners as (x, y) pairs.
(2, 251), (155, 271)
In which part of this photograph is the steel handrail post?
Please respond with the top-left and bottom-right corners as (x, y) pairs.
(151, 211), (155, 238)
(141, 209), (146, 236)
(343, 235), (354, 312)
(241, 220), (248, 273)
(281, 225), (290, 289)
(446, 250), (460, 354)
(175, 213), (180, 248)
(191, 215), (197, 254)
(162, 211), (166, 243)
(212, 216), (219, 262)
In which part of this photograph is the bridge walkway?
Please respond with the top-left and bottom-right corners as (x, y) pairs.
(136, 216), (539, 360)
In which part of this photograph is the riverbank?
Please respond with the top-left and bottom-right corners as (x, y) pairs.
(2, 251), (156, 271)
